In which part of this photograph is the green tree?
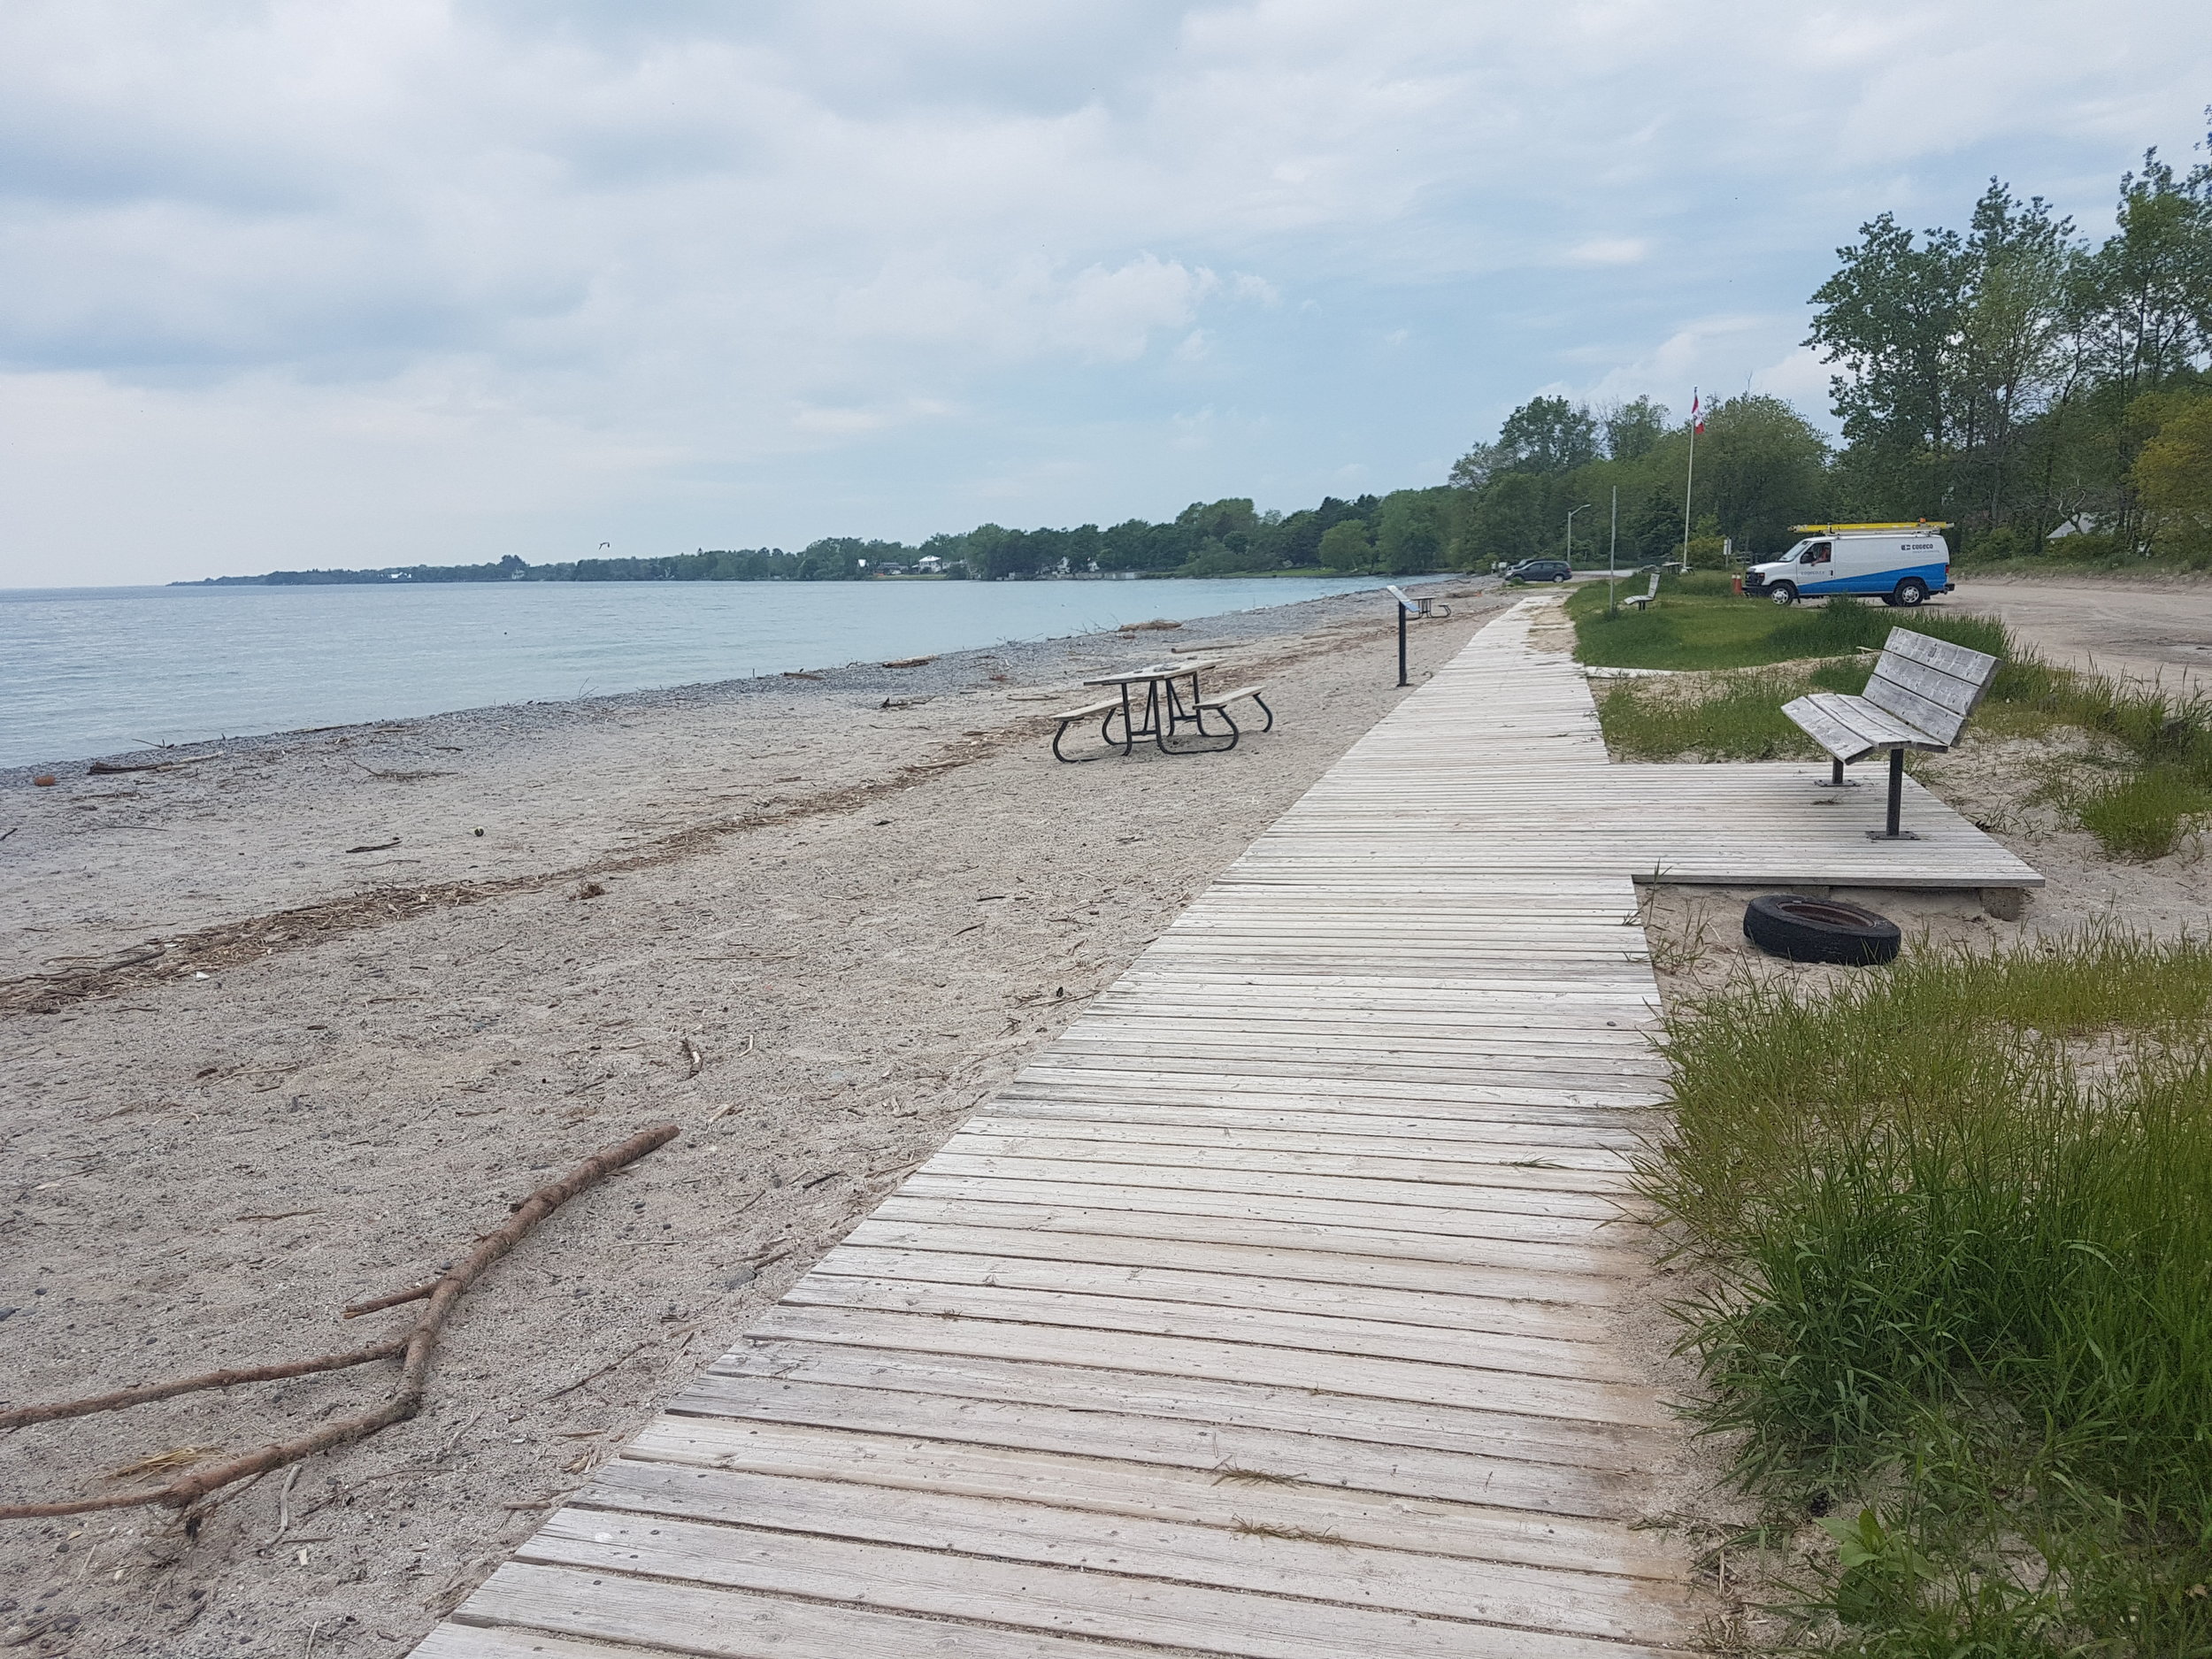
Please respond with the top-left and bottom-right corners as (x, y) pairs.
(1317, 518), (1372, 571)
(1495, 396), (1600, 472)
(1268, 509), (1325, 566)
(1601, 397), (1671, 461)
(1627, 486), (1683, 563)
(1450, 396), (1600, 487)
(1808, 211), (1970, 518)
(1374, 488), (1450, 573)
(1463, 472), (1549, 565)
(960, 524), (1015, 580)
(1955, 182), (2078, 533)
(2131, 389), (2212, 564)
(2075, 144), (2212, 401)
(1698, 395), (1832, 555)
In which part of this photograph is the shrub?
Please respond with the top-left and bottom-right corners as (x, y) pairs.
(1962, 526), (2033, 562)
(1647, 936), (2212, 1653)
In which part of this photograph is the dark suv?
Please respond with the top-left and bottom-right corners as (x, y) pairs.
(1508, 558), (1572, 582)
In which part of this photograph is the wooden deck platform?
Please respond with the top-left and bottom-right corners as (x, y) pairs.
(416, 599), (2038, 1659)
(1250, 760), (2042, 894)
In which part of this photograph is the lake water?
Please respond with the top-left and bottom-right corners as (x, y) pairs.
(0, 577), (1392, 768)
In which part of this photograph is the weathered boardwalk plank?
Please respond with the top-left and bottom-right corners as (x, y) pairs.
(419, 597), (2039, 1656)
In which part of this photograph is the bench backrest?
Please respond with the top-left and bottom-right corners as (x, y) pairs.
(1862, 628), (2001, 746)
(1645, 572), (1660, 596)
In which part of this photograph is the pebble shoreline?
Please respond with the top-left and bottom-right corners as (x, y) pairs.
(3, 578), (1479, 784)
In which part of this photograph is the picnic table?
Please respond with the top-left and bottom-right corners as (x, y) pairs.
(1048, 660), (1272, 761)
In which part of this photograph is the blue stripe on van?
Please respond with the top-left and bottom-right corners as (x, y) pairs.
(1797, 560), (1949, 596)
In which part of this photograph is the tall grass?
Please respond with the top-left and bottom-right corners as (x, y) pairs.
(1648, 936), (2212, 1654)
(1597, 663), (1867, 762)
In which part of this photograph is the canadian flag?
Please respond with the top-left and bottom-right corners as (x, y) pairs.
(1692, 390), (1704, 434)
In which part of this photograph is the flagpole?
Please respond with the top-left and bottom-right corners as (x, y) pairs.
(1680, 388), (1698, 572)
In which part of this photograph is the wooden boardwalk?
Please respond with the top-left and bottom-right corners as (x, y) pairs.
(419, 599), (2035, 1659)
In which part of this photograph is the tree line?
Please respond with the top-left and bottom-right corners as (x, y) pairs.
(185, 117), (2210, 589)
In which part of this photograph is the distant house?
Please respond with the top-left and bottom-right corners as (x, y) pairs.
(916, 555), (945, 573)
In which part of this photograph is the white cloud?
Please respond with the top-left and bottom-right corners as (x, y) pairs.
(1750, 346), (1838, 408)
(1, 0), (2208, 581)
(1568, 238), (1649, 266)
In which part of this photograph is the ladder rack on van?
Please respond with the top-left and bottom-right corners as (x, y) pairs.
(1787, 521), (1954, 534)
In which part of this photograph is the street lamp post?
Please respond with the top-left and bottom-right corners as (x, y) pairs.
(1608, 487), (1619, 614)
(1564, 503), (1592, 570)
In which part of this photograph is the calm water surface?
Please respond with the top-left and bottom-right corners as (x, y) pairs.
(0, 578), (1389, 768)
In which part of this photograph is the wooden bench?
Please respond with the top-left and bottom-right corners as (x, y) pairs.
(1047, 696), (1128, 763)
(1622, 571), (1662, 611)
(1781, 628), (2001, 839)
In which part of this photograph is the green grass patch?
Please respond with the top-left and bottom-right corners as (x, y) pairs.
(1570, 580), (2008, 672)
(1595, 662), (1870, 762)
(1647, 935), (2212, 1655)
(2073, 765), (2212, 861)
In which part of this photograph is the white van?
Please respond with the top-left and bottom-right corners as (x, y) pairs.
(1740, 524), (1955, 608)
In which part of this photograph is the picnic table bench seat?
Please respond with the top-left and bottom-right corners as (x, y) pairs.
(1048, 695), (1131, 762)
(1779, 627), (2001, 839)
(1196, 684), (1273, 732)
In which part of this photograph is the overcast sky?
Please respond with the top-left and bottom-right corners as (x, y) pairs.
(4, 1), (2208, 587)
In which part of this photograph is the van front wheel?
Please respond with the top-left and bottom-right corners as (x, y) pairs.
(1769, 582), (1799, 606)
(1893, 578), (1929, 607)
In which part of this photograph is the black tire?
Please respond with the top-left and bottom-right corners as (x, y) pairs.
(1769, 582), (1799, 606)
(1742, 895), (1901, 966)
(1893, 578), (1929, 607)
(1880, 594), (1903, 607)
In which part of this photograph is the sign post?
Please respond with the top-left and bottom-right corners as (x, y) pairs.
(1384, 585), (1421, 687)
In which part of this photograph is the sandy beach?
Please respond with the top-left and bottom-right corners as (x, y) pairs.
(0, 580), (1505, 1656)
(5, 572), (2209, 1657)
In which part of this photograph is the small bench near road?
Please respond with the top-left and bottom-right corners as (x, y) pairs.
(1781, 627), (2001, 840)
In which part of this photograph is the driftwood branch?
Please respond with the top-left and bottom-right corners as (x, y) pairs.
(0, 1122), (679, 1521)
(340, 1282), (435, 1320)
(87, 753), (221, 775)
(0, 1334), (409, 1430)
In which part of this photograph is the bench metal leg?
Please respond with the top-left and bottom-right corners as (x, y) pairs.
(1052, 705), (1128, 763)
(1865, 747), (1917, 841)
(1162, 708), (1239, 755)
(1815, 757), (1861, 788)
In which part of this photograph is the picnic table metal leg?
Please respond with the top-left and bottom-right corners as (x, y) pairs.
(1177, 672), (1215, 738)
(1054, 702), (1131, 763)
